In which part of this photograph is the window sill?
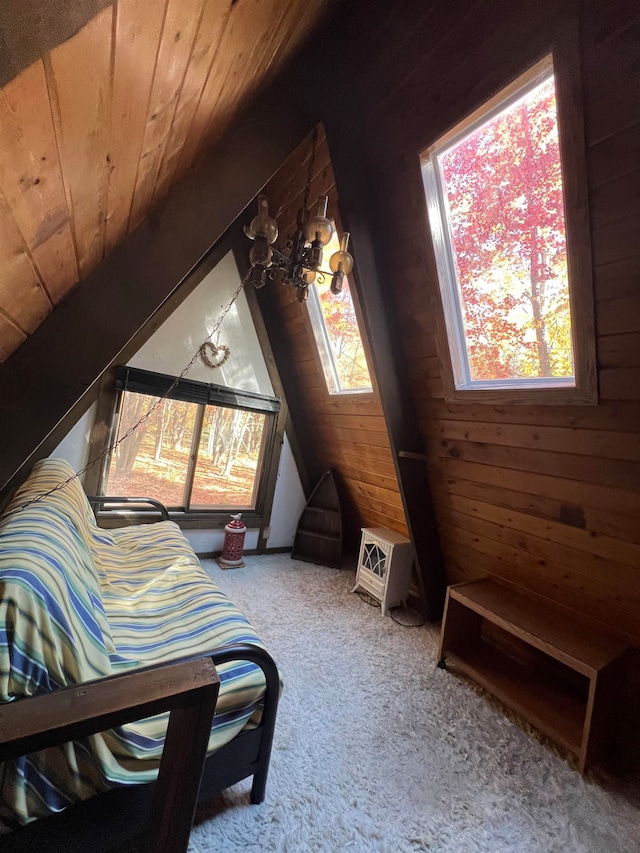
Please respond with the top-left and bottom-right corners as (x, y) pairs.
(326, 388), (375, 398)
(95, 510), (263, 530)
(444, 383), (598, 406)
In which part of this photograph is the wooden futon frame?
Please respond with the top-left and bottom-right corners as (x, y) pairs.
(0, 643), (280, 853)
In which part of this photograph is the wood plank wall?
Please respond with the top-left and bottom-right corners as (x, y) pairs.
(323, 0), (640, 649)
(259, 128), (409, 548)
(0, 0), (337, 363)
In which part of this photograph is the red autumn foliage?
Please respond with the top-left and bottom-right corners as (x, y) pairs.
(439, 75), (573, 380)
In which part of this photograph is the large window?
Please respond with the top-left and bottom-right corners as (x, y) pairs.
(307, 227), (372, 395)
(421, 54), (596, 403)
(99, 367), (280, 518)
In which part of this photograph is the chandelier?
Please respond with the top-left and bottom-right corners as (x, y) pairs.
(243, 126), (353, 302)
(244, 193), (353, 302)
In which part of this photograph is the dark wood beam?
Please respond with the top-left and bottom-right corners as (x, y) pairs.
(324, 135), (447, 619)
(306, 19), (447, 619)
(231, 230), (312, 501)
(250, 275), (323, 497)
(227, 196), (322, 502)
(0, 71), (312, 503)
(230, 234), (311, 554)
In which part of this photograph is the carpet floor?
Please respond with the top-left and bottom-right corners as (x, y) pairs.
(187, 554), (640, 853)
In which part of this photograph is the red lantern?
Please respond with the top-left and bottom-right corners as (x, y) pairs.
(217, 513), (247, 569)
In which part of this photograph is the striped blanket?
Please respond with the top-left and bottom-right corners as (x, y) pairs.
(0, 458), (276, 826)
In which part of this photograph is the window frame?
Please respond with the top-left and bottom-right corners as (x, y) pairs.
(305, 213), (374, 397)
(420, 47), (597, 405)
(92, 366), (282, 529)
(306, 280), (373, 396)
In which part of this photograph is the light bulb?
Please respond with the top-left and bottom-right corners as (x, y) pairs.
(248, 195), (278, 244)
(306, 195), (333, 245)
(250, 241), (273, 267)
(329, 232), (353, 275)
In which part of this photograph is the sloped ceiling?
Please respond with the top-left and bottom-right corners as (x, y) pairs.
(0, 0), (339, 362)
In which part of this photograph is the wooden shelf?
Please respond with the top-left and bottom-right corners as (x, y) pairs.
(446, 579), (625, 676)
(292, 471), (343, 568)
(295, 529), (341, 542)
(438, 579), (628, 772)
(447, 643), (585, 754)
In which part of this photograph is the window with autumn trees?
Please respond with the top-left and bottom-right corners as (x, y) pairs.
(307, 225), (373, 395)
(98, 367), (280, 520)
(421, 53), (596, 403)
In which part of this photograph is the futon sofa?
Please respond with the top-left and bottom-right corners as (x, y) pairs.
(0, 458), (281, 850)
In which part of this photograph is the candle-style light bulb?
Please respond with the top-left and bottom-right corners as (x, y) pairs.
(306, 195), (333, 245)
(245, 195), (278, 244)
(329, 232), (354, 275)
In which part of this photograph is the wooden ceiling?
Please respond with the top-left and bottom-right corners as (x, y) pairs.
(0, 0), (338, 363)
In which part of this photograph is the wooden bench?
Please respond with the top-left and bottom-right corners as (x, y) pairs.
(437, 579), (628, 772)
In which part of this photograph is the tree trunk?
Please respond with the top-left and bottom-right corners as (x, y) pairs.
(154, 403), (167, 462)
(114, 394), (149, 478)
(223, 410), (248, 477)
(522, 105), (552, 378)
(347, 340), (362, 383)
(529, 225), (552, 377)
(208, 407), (223, 459)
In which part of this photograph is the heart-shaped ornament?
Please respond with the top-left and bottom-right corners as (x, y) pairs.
(199, 341), (231, 368)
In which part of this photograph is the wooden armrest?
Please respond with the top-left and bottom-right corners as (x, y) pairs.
(0, 657), (217, 761)
(86, 496), (170, 520)
(0, 658), (220, 853)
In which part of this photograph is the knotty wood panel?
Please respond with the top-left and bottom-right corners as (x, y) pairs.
(430, 419), (639, 461)
(105, 0), (167, 255)
(45, 6), (113, 279)
(175, 0), (336, 179)
(0, 60), (78, 301)
(0, 0), (114, 88)
(431, 470), (640, 546)
(128, 0), (206, 231)
(0, 192), (51, 332)
(152, 0), (227, 205)
(0, 315), (25, 363)
(0, 0), (339, 363)
(599, 333), (640, 370)
(426, 440), (640, 505)
(199, 0), (293, 154)
(322, 0), (640, 646)
(430, 454), (640, 525)
(257, 129), (408, 548)
(441, 533), (640, 646)
(175, 0), (276, 174)
(437, 490), (640, 576)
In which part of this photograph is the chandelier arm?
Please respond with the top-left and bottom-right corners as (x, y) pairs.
(270, 246), (294, 267)
(268, 245), (334, 281)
